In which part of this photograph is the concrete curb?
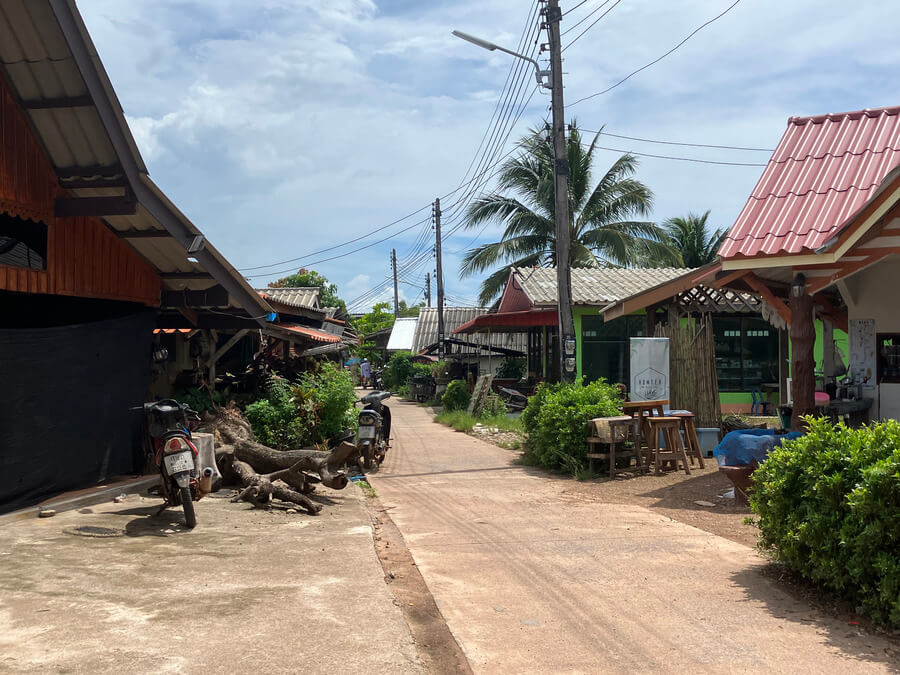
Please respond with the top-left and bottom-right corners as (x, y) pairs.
(0, 476), (160, 527)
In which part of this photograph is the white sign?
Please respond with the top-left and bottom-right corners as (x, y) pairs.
(629, 337), (669, 402)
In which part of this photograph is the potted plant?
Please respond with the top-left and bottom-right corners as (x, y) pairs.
(493, 357), (525, 390)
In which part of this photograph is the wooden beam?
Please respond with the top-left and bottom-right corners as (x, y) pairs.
(805, 249), (900, 293)
(22, 94), (93, 109)
(744, 272), (792, 325)
(56, 165), (123, 179)
(58, 176), (129, 190)
(790, 289), (816, 429)
(55, 196), (137, 217)
(211, 329), (250, 363)
(712, 269), (749, 289)
(117, 229), (170, 239)
(161, 285), (229, 308)
(161, 272), (214, 280)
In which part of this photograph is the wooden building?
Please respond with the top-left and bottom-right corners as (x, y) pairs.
(0, 0), (275, 511)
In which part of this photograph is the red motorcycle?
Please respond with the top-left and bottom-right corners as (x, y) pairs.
(136, 399), (214, 528)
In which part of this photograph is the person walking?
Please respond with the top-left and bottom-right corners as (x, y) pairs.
(360, 358), (371, 389)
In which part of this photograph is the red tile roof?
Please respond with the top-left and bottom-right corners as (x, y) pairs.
(720, 106), (900, 259)
(278, 323), (341, 343)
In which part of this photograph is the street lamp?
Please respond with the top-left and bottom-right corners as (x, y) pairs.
(451, 30), (551, 89)
(452, 13), (575, 383)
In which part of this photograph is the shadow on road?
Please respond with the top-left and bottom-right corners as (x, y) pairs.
(730, 566), (900, 667)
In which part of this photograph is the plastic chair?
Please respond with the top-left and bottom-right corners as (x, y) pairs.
(751, 390), (770, 416)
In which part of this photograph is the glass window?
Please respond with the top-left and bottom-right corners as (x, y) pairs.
(714, 316), (779, 392)
(0, 213), (47, 271)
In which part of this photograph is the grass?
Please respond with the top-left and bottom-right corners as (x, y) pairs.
(434, 410), (525, 434)
(355, 479), (377, 498)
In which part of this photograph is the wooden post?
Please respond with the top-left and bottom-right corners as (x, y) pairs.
(790, 277), (815, 429)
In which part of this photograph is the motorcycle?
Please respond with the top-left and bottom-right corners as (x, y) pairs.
(356, 391), (392, 471)
(136, 399), (214, 528)
(370, 367), (384, 390)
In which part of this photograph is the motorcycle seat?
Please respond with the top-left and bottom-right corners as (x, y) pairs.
(360, 391), (392, 405)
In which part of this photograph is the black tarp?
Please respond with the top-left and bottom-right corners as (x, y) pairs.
(0, 309), (155, 512)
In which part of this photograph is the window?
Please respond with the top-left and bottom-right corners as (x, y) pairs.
(0, 212), (47, 270)
(581, 315), (645, 384)
(714, 316), (779, 392)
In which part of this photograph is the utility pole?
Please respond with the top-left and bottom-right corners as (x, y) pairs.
(391, 248), (399, 317)
(434, 198), (445, 360)
(425, 272), (432, 307)
(546, 0), (575, 382)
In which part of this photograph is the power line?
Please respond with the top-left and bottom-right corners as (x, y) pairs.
(561, 0), (620, 46)
(562, 0), (590, 17)
(585, 141), (767, 166)
(579, 128), (773, 152)
(569, 0), (745, 106)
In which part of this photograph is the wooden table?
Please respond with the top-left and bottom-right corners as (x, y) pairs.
(622, 399), (668, 450)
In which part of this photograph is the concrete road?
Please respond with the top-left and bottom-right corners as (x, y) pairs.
(371, 400), (898, 674)
(0, 485), (421, 674)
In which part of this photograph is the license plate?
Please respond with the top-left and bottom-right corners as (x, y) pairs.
(164, 451), (194, 474)
(358, 426), (376, 439)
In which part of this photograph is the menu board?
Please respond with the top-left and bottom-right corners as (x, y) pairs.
(849, 318), (876, 384)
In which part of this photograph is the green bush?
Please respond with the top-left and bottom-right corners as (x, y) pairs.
(245, 376), (310, 449)
(244, 364), (357, 449)
(383, 351), (414, 391)
(521, 378), (621, 475)
(442, 379), (471, 411)
(299, 361), (357, 443)
(751, 417), (900, 627)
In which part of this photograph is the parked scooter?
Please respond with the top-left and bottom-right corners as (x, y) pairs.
(370, 367), (384, 390)
(356, 391), (392, 471)
(135, 399), (214, 528)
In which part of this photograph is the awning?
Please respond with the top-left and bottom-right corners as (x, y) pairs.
(276, 324), (341, 343)
(454, 309), (558, 334)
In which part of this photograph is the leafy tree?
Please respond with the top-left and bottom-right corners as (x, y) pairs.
(268, 268), (347, 314)
(352, 302), (395, 363)
(397, 299), (425, 317)
(461, 122), (675, 304)
(661, 210), (727, 267)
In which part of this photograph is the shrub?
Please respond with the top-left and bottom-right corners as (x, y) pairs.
(496, 357), (525, 380)
(244, 365), (357, 449)
(751, 417), (900, 627)
(383, 351), (414, 391)
(521, 378), (621, 475)
(245, 376), (310, 449)
(442, 379), (471, 411)
(300, 361), (357, 443)
(411, 362), (433, 379)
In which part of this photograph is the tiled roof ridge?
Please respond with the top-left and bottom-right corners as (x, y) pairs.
(769, 144), (900, 165)
(745, 180), (880, 202)
(788, 105), (900, 126)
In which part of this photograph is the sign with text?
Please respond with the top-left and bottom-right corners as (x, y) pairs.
(629, 337), (670, 402)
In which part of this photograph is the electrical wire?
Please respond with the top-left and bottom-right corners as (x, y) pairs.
(560, 0), (618, 40)
(562, 0), (590, 17)
(579, 128), (773, 152)
(569, 0), (745, 106)
(582, 140), (767, 166)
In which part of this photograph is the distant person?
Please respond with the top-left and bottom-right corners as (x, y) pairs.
(360, 358), (371, 388)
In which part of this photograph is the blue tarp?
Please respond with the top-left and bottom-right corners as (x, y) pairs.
(713, 428), (803, 466)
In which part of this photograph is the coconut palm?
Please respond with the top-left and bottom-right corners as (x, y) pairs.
(662, 211), (727, 267)
(460, 123), (675, 305)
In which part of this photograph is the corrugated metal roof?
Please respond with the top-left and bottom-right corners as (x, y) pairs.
(412, 307), (526, 355)
(255, 287), (320, 309)
(277, 324), (341, 343)
(386, 317), (418, 351)
(720, 106), (900, 259)
(514, 267), (694, 306)
(0, 0), (271, 319)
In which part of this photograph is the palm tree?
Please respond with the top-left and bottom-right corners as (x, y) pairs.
(460, 123), (675, 305)
(662, 211), (727, 267)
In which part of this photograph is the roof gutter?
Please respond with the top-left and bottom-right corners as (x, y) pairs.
(49, 0), (272, 326)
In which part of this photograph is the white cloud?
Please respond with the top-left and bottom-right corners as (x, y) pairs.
(76, 0), (900, 309)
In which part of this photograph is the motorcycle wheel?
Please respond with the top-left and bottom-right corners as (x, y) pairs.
(180, 485), (197, 529)
(362, 442), (374, 471)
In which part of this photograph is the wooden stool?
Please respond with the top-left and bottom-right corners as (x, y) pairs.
(645, 417), (691, 475)
(586, 416), (642, 477)
(668, 412), (706, 468)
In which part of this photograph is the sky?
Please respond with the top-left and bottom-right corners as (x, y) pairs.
(77, 0), (900, 312)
